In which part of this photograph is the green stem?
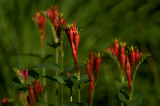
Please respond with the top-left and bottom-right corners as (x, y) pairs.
(70, 88), (72, 102)
(121, 70), (125, 106)
(130, 72), (136, 101)
(41, 48), (47, 106)
(60, 31), (64, 106)
(55, 47), (59, 106)
(52, 25), (59, 106)
(77, 72), (80, 103)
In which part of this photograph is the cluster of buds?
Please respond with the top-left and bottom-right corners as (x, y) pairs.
(65, 22), (80, 71)
(33, 13), (46, 50)
(19, 68), (28, 83)
(27, 78), (44, 106)
(108, 39), (127, 77)
(126, 46), (142, 93)
(108, 39), (143, 93)
(85, 51), (102, 105)
(45, 5), (66, 40)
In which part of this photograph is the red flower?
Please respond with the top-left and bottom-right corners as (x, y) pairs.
(126, 55), (131, 93)
(67, 72), (72, 78)
(33, 13), (46, 50)
(27, 96), (31, 106)
(95, 53), (102, 81)
(29, 85), (34, 106)
(74, 32), (80, 53)
(90, 51), (94, 72)
(34, 78), (38, 102)
(59, 14), (64, 26)
(73, 21), (76, 32)
(53, 5), (58, 31)
(120, 42), (126, 75)
(71, 43), (79, 70)
(25, 68), (28, 83)
(114, 39), (119, 60)
(46, 6), (54, 22)
(109, 45), (116, 56)
(1, 98), (7, 106)
(86, 62), (91, 79)
(19, 69), (24, 79)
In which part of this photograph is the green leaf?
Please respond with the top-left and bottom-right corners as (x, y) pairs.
(63, 102), (86, 106)
(30, 63), (61, 72)
(47, 41), (60, 48)
(44, 76), (66, 84)
(114, 81), (128, 90)
(118, 90), (143, 106)
(64, 64), (85, 72)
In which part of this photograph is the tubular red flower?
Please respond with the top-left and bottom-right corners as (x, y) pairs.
(27, 96), (31, 106)
(63, 19), (67, 27)
(95, 53), (102, 81)
(69, 28), (74, 43)
(46, 7), (54, 22)
(19, 69), (24, 79)
(131, 46), (135, 71)
(29, 85), (34, 106)
(114, 39), (119, 60)
(120, 43), (126, 75)
(37, 81), (41, 96)
(135, 48), (141, 64)
(110, 46), (116, 56)
(25, 68), (28, 83)
(126, 55), (131, 93)
(73, 21), (76, 32)
(90, 51), (94, 72)
(74, 32), (80, 53)
(34, 78), (38, 102)
(86, 62), (91, 79)
(53, 5), (58, 31)
(71, 43), (79, 70)
(59, 15), (63, 26)
(33, 13), (46, 50)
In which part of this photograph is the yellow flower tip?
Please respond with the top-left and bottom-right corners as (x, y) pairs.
(60, 13), (63, 17)
(120, 42), (126, 47)
(131, 46), (134, 51)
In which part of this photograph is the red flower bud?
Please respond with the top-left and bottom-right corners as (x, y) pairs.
(34, 78), (38, 102)
(59, 15), (63, 26)
(69, 28), (73, 43)
(95, 53), (102, 81)
(29, 85), (34, 106)
(114, 39), (119, 60)
(73, 21), (76, 32)
(53, 5), (58, 31)
(126, 55), (131, 93)
(74, 32), (80, 53)
(110, 46), (116, 56)
(72, 43), (79, 70)
(27, 96), (31, 106)
(19, 69), (24, 79)
(63, 19), (67, 27)
(120, 42), (126, 75)
(46, 7), (54, 22)
(1, 98), (7, 106)
(86, 62), (91, 79)
(25, 68), (28, 83)
(90, 51), (94, 72)
(135, 48), (142, 64)
(37, 81), (41, 96)
(131, 46), (135, 71)
(67, 72), (72, 78)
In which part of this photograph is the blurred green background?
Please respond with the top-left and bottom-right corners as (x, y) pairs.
(0, 0), (160, 105)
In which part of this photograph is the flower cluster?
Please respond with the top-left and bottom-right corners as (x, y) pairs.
(45, 5), (66, 40)
(85, 51), (102, 105)
(27, 78), (44, 106)
(126, 46), (142, 93)
(108, 39), (143, 93)
(65, 22), (80, 70)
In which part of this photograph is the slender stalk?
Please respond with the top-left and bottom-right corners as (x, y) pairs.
(52, 25), (59, 106)
(130, 71), (136, 101)
(60, 30), (64, 106)
(90, 84), (96, 106)
(77, 71), (80, 103)
(70, 88), (72, 102)
(55, 47), (59, 106)
(41, 48), (47, 106)
(121, 70), (125, 106)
